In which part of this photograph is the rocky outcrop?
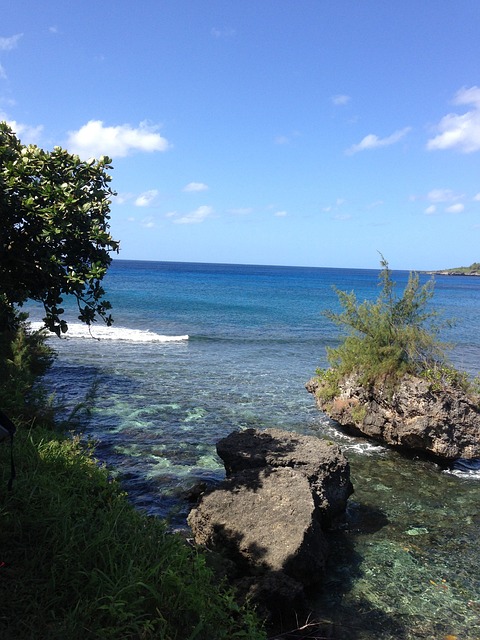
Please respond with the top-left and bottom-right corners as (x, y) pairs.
(187, 428), (352, 619)
(216, 427), (353, 523)
(306, 373), (480, 460)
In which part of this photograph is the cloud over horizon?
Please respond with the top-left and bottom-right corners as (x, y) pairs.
(172, 205), (213, 224)
(4, 118), (43, 144)
(346, 127), (411, 155)
(67, 120), (170, 158)
(427, 188), (463, 203)
(445, 203), (465, 214)
(424, 187), (466, 214)
(135, 189), (159, 207)
(0, 34), (23, 50)
(427, 86), (480, 153)
(183, 182), (209, 192)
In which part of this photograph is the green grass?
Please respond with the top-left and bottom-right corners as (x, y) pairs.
(0, 426), (265, 640)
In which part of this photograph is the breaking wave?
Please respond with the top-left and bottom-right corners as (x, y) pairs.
(30, 322), (189, 344)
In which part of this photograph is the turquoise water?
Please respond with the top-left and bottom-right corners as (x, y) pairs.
(35, 260), (480, 639)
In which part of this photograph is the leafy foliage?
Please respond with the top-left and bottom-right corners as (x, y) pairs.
(323, 257), (449, 387)
(0, 122), (119, 335)
(0, 309), (55, 419)
(419, 363), (471, 393)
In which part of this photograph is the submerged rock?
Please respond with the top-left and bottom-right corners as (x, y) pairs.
(306, 373), (480, 460)
(187, 428), (352, 620)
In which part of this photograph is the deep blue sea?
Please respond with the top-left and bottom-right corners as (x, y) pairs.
(33, 260), (480, 639)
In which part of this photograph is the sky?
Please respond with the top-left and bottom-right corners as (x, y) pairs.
(2, 1), (480, 270)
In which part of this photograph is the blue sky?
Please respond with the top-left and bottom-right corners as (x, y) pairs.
(2, 1), (480, 270)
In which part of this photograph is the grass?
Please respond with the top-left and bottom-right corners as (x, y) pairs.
(0, 424), (265, 640)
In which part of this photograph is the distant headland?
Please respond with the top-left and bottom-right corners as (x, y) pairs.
(425, 262), (480, 276)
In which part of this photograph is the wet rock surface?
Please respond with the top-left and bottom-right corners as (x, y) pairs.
(306, 373), (480, 460)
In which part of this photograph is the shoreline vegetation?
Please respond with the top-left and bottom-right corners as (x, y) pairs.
(425, 261), (480, 276)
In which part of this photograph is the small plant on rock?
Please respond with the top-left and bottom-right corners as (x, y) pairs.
(323, 256), (450, 389)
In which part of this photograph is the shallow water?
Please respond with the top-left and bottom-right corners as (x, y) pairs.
(317, 442), (480, 639)
(34, 260), (480, 639)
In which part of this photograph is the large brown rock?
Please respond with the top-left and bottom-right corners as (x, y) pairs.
(187, 428), (352, 619)
(306, 373), (480, 460)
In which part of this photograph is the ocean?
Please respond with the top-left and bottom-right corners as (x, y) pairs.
(32, 260), (480, 639)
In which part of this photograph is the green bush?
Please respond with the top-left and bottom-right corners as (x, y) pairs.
(350, 403), (367, 424)
(323, 257), (449, 388)
(419, 363), (471, 393)
(0, 312), (55, 421)
(314, 367), (340, 403)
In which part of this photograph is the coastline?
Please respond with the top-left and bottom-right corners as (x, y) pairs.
(425, 270), (480, 276)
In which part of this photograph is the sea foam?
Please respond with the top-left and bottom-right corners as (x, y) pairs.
(30, 322), (189, 343)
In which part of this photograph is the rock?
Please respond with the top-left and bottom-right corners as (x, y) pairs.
(216, 427), (353, 523)
(238, 571), (307, 625)
(188, 466), (328, 583)
(306, 373), (480, 460)
(187, 428), (352, 620)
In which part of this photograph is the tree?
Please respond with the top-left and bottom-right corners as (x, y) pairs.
(323, 256), (448, 386)
(0, 122), (119, 336)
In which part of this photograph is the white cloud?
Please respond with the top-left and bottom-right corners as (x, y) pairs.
(332, 94), (351, 106)
(135, 189), (159, 207)
(427, 86), (480, 153)
(67, 120), (170, 158)
(346, 127), (411, 155)
(474, 193), (480, 201)
(0, 34), (23, 51)
(421, 188), (468, 213)
(115, 192), (134, 205)
(5, 118), (43, 144)
(427, 188), (462, 203)
(183, 182), (208, 192)
(445, 203), (465, 214)
(173, 205), (213, 224)
(274, 210), (287, 217)
(425, 188), (466, 213)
